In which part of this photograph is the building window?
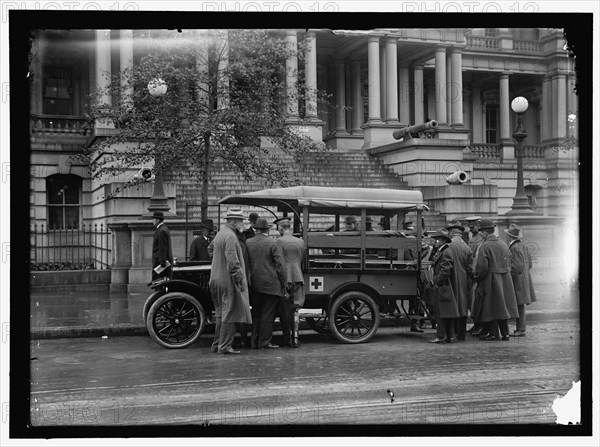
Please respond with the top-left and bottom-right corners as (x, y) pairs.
(47, 174), (81, 229)
(43, 68), (73, 115)
(485, 105), (499, 144)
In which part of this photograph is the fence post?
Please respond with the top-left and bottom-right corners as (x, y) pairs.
(94, 223), (98, 270)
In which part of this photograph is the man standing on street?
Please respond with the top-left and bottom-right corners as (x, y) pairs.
(152, 211), (173, 280)
(428, 230), (460, 344)
(472, 218), (519, 341)
(208, 208), (252, 354)
(246, 218), (287, 349)
(504, 224), (537, 336)
(275, 217), (306, 348)
(189, 220), (213, 261)
(446, 221), (473, 341)
(465, 216), (484, 336)
(243, 212), (259, 241)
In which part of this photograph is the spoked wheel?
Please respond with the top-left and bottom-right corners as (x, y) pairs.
(329, 291), (380, 344)
(146, 292), (205, 349)
(305, 315), (331, 334)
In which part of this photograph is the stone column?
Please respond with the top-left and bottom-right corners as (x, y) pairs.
(367, 35), (383, 123)
(304, 30), (319, 121)
(471, 85), (484, 143)
(450, 48), (464, 126)
(379, 43), (387, 121)
(195, 38), (210, 113)
(446, 51), (452, 125)
(434, 46), (447, 125)
(427, 79), (436, 121)
(351, 59), (364, 133)
(398, 65), (410, 125)
(335, 58), (347, 133)
(499, 72), (511, 142)
(553, 73), (567, 139)
(30, 36), (43, 114)
(285, 30), (300, 121)
(413, 64), (424, 124)
(95, 29), (112, 107)
(541, 75), (551, 143)
(119, 30), (134, 109)
(345, 63), (352, 131)
(385, 37), (399, 124)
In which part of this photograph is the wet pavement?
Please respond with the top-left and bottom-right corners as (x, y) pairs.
(29, 282), (580, 339)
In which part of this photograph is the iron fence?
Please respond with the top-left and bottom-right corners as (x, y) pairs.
(30, 223), (112, 270)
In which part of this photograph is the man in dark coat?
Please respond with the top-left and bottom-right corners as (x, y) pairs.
(246, 218), (288, 349)
(151, 211), (173, 280)
(242, 212), (259, 241)
(504, 224), (537, 336)
(473, 218), (519, 341)
(427, 231), (461, 344)
(465, 216), (485, 336)
(207, 208), (252, 354)
(189, 220), (213, 261)
(446, 221), (473, 341)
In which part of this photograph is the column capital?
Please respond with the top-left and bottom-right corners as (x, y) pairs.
(435, 45), (450, 53)
(500, 72), (511, 78)
(285, 30), (298, 38)
(368, 35), (383, 43)
(412, 63), (425, 70)
(384, 35), (398, 44)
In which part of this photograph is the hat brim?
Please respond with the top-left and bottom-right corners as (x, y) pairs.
(446, 225), (465, 232)
(503, 229), (522, 238)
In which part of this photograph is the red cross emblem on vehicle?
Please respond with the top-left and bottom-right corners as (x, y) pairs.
(309, 276), (324, 292)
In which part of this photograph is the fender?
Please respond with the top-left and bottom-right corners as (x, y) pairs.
(143, 279), (213, 321)
(329, 282), (383, 310)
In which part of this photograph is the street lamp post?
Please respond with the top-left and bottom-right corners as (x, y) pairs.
(507, 96), (535, 214)
(145, 78), (172, 217)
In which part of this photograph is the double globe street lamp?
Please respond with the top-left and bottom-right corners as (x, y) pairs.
(507, 96), (535, 214)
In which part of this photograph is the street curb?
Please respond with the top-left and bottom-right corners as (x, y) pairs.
(30, 309), (580, 340)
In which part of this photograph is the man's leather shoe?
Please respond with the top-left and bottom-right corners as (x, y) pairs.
(481, 334), (500, 341)
(211, 347), (218, 353)
(501, 335), (510, 341)
(428, 337), (445, 344)
(512, 330), (526, 337)
(219, 349), (241, 354)
(446, 338), (456, 344)
(457, 336), (466, 341)
(263, 343), (279, 349)
(471, 328), (484, 336)
(410, 326), (424, 333)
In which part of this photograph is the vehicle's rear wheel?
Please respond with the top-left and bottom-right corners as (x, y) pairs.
(146, 292), (205, 349)
(329, 291), (380, 344)
(305, 315), (331, 334)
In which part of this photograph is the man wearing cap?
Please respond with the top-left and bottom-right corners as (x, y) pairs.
(504, 224), (537, 336)
(276, 216), (306, 348)
(446, 221), (473, 341)
(243, 212), (260, 241)
(151, 211), (173, 280)
(246, 218), (288, 349)
(208, 208), (252, 354)
(472, 218), (519, 341)
(427, 230), (461, 344)
(189, 220), (213, 262)
(465, 216), (484, 256)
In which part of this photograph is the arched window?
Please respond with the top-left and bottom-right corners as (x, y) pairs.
(46, 174), (82, 229)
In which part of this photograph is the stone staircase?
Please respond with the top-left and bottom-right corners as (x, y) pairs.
(164, 149), (412, 222)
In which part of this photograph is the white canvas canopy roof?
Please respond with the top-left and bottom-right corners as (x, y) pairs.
(219, 186), (426, 211)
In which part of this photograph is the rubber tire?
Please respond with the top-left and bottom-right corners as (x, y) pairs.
(146, 292), (205, 349)
(305, 316), (331, 334)
(329, 291), (380, 344)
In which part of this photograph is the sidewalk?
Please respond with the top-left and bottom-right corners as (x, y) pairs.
(29, 282), (580, 340)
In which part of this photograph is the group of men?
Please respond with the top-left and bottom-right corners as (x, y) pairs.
(206, 209), (306, 354)
(424, 216), (537, 344)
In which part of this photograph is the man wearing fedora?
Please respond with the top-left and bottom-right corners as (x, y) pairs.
(472, 218), (519, 341)
(505, 223), (537, 336)
(427, 230), (461, 344)
(246, 218), (288, 349)
(189, 220), (213, 262)
(208, 208), (252, 354)
(152, 211), (173, 280)
(275, 216), (306, 348)
(446, 221), (473, 341)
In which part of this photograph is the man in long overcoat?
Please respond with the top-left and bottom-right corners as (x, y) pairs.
(446, 221), (473, 341)
(151, 211), (173, 280)
(208, 208), (252, 354)
(246, 218), (287, 349)
(472, 218), (519, 341)
(464, 216), (484, 336)
(428, 231), (461, 344)
(275, 217), (306, 348)
(504, 224), (537, 336)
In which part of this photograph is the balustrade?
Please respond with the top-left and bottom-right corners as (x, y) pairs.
(30, 114), (89, 136)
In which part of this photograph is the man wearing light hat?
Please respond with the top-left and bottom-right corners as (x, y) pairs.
(504, 223), (537, 336)
(208, 208), (252, 354)
(276, 216), (306, 348)
(472, 218), (518, 341)
(246, 218), (288, 349)
(151, 211), (173, 280)
(446, 221), (473, 341)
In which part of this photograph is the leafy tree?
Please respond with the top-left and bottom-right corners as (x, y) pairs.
(79, 29), (329, 219)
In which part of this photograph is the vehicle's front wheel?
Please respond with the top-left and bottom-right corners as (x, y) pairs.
(329, 291), (380, 344)
(146, 292), (205, 349)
